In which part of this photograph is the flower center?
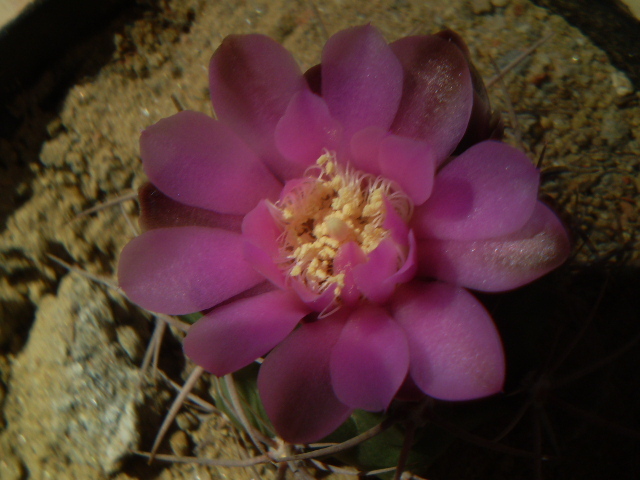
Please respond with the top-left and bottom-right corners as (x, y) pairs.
(272, 152), (412, 300)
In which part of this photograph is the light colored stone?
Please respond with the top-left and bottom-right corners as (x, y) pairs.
(2, 274), (140, 479)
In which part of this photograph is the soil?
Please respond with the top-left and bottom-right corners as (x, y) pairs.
(0, 0), (639, 479)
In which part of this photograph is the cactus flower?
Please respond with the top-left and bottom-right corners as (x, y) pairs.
(118, 25), (570, 444)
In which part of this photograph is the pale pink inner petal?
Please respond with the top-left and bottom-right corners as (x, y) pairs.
(390, 35), (473, 164)
(412, 141), (540, 241)
(352, 238), (400, 303)
(322, 25), (403, 140)
(417, 201), (571, 291)
(183, 290), (310, 376)
(330, 305), (409, 411)
(333, 242), (367, 306)
(378, 135), (435, 205)
(118, 226), (264, 315)
(391, 282), (505, 401)
(242, 200), (286, 288)
(384, 230), (418, 286)
(258, 313), (353, 444)
(140, 111), (281, 215)
(209, 34), (308, 180)
(383, 197), (410, 246)
(290, 280), (337, 312)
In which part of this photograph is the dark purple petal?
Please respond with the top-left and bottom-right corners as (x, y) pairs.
(412, 141), (539, 241)
(435, 30), (504, 153)
(209, 34), (307, 180)
(391, 282), (505, 400)
(140, 111), (281, 215)
(390, 35), (473, 164)
(183, 290), (310, 376)
(417, 201), (571, 291)
(118, 227), (263, 315)
(275, 90), (343, 170)
(242, 200), (286, 288)
(330, 306), (409, 411)
(138, 183), (243, 233)
(322, 25), (403, 139)
(378, 135), (435, 205)
(258, 313), (353, 444)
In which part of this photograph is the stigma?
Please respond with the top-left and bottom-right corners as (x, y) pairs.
(272, 152), (413, 302)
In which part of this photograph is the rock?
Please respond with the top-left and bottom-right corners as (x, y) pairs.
(601, 107), (631, 146)
(1, 274), (140, 479)
(471, 0), (493, 14)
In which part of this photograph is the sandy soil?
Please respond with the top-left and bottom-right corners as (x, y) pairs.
(1, 0), (639, 479)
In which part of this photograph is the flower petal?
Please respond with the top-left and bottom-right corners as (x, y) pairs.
(275, 90), (343, 170)
(390, 34), (473, 163)
(258, 313), (353, 444)
(242, 200), (286, 287)
(209, 34), (307, 180)
(412, 141), (540, 241)
(333, 241), (367, 306)
(118, 226), (263, 315)
(349, 126), (386, 174)
(138, 183), (243, 232)
(322, 25), (403, 139)
(352, 237), (399, 303)
(391, 282), (505, 400)
(330, 306), (409, 411)
(183, 290), (310, 376)
(436, 30), (503, 153)
(378, 135), (435, 205)
(140, 111), (281, 215)
(417, 201), (571, 291)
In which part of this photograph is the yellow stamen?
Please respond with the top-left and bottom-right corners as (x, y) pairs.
(272, 152), (412, 302)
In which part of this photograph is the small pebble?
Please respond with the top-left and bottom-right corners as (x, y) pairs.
(470, 0), (492, 14)
(176, 411), (199, 431)
(116, 325), (143, 363)
(169, 430), (190, 456)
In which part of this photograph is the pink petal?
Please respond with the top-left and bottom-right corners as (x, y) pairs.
(417, 201), (571, 292)
(384, 230), (418, 286)
(333, 242), (367, 306)
(383, 197), (409, 246)
(349, 126), (386, 174)
(118, 226), (263, 315)
(322, 25), (403, 139)
(274, 90), (343, 170)
(390, 35), (473, 164)
(436, 30), (503, 153)
(258, 313), (353, 444)
(391, 282), (505, 400)
(209, 34), (307, 180)
(241, 200), (286, 288)
(290, 280), (338, 313)
(352, 238), (399, 303)
(412, 141), (540, 241)
(140, 111), (281, 215)
(330, 305), (409, 411)
(378, 135), (435, 205)
(183, 290), (310, 376)
(138, 183), (243, 233)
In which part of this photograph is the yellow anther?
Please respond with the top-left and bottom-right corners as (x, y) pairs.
(273, 152), (412, 303)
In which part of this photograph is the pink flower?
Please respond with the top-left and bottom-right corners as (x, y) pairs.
(118, 25), (570, 444)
